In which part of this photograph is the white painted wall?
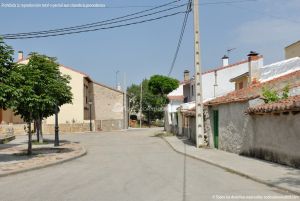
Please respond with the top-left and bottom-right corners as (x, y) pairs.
(203, 62), (249, 100)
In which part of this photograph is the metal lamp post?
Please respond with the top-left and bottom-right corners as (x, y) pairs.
(88, 101), (92, 131)
(54, 104), (59, 147)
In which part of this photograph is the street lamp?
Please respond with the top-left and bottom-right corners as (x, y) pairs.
(54, 104), (59, 147)
(88, 101), (93, 131)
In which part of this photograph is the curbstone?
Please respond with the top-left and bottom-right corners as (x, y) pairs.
(0, 144), (87, 178)
(162, 137), (300, 196)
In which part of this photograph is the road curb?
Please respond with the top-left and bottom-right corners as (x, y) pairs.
(162, 137), (300, 196)
(0, 144), (87, 178)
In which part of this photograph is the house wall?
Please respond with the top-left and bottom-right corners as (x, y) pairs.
(46, 66), (85, 124)
(216, 102), (251, 153)
(208, 102), (300, 168)
(285, 41), (300, 59)
(179, 112), (212, 145)
(1, 109), (23, 124)
(203, 62), (249, 99)
(92, 82), (124, 131)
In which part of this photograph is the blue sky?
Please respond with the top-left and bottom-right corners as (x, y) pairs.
(1, 0), (299, 88)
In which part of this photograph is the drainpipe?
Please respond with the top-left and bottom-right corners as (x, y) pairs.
(213, 70), (218, 97)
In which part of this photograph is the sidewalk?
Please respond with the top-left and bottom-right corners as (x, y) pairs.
(0, 137), (86, 177)
(163, 136), (300, 195)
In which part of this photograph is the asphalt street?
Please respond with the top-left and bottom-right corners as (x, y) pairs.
(0, 128), (293, 201)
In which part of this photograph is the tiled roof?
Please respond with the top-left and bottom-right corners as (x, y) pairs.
(183, 55), (263, 85)
(17, 58), (123, 94)
(168, 95), (184, 100)
(246, 95), (300, 115)
(167, 84), (183, 100)
(206, 70), (300, 106)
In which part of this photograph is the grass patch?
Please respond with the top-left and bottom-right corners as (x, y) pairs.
(32, 140), (50, 145)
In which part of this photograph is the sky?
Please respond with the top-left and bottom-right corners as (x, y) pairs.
(0, 0), (300, 89)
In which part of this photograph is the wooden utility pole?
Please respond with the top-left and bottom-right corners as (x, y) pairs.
(193, 0), (205, 147)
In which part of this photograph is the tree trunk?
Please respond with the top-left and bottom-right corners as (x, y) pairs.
(36, 119), (40, 142)
(39, 118), (43, 143)
(27, 121), (32, 155)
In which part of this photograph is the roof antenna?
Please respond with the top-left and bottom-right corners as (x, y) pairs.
(226, 48), (236, 57)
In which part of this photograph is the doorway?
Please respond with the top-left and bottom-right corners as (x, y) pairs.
(213, 110), (219, 149)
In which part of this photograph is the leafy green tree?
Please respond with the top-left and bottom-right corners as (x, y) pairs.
(25, 53), (73, 143)
(148, 75), (179, 96)
(128, 76), (179, 125)
(0, 37), (16, 110)
(9, 53), (72, 154)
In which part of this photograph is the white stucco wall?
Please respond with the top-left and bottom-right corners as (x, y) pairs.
(203, 62), (249, 100)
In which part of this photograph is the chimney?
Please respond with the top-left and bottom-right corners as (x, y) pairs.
(222, 55), (229, 67)
(184, 70), (190, 82)
(247, 51), (262, 84)
(18, 51), (24, 61)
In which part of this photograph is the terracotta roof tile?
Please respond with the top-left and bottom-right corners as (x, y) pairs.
(206, 70), (300, 106)
(167, 95), (184, 100)
(182, 57), (263, 85)
(246, 95), (300, 114)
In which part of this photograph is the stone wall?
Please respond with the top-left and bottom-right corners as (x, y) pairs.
(208, 102), (300, 168)
(99, 119), (123, 131)
(242, 113), (300, 168)
(43, 123), (92, 134)
(217, 102), (250, 153)
(0, 124), (14, 137)
(92, 82), (124, 121)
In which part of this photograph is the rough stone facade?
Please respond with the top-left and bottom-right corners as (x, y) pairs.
(92, 82), (125, 131)
(43, 123), (92, 134)
(242, 112), (300, 168)
(207, 101), (300, 168)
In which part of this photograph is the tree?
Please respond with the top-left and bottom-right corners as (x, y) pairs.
(0, 37), (16, 110)
(24, 53), (73, 143)
(9, 53), (72, 154)
(127, 76), (179, 125)
(148, 75), (179, 96)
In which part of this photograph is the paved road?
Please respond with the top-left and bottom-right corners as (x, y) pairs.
(0, 128), (293, 201)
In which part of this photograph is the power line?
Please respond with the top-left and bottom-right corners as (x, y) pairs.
(3, 3), (187, 38)
(4, 11), (187, 39)
(1, 0), (258, 39)
(2, 0), (183, 38)
(168, 0), (192, 76)
(92, 0), (257, 8)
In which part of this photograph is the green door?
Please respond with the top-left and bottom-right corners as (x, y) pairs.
(213, 110), (219, 149)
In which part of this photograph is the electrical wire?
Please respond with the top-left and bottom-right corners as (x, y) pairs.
(4, 11), (187, 39)
(168, 0), (192, 76)
(1, 0), (257, 39)
(2, 0), (183, 38)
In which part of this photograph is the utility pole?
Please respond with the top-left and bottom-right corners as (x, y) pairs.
(193, 0), (205, 147)
(139, 82), (143, 128)
(116, 70), (120, 90)
(123, 73), (128, 130)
